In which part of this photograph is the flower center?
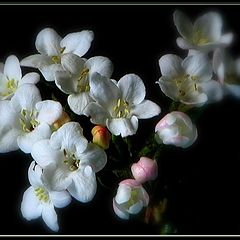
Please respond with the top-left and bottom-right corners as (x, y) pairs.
(34, 187), (49, 203)
(51, 47), (66, 64)
(1, 79), (18, 97)
(192, 30), (209, 45)
(113, 98), (130, 118)
(77, 68), (90, 92)
(126, 189), (139, 209)
(19, 109), (39, 133)
(63, 149), (80, 171)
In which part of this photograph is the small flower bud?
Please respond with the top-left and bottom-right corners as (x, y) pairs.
(91, 125), (111, 149)
(131, 157), (158, 183)
(53, 111), (71, 130)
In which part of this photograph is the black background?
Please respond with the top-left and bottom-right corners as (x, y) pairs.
(1, 3), (240, 235)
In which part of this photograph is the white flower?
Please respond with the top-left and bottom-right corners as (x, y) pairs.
(31, 122), (107, 203)
(0, 55), (39, 100)
(84, 73), (161, 137)
(113, 179), (149, 220)
(21, 161), (71, 232)
(173, 10), (233, 52)
(155, 111), (198, 148)
(213, 49), (240, 98)
(157, 53), (223, 106)
(21, 28), (94, 82)
(55, 53), (113, 115)
(0, 84), (62, 153)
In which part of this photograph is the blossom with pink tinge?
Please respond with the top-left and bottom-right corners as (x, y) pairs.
(131, 157), (158, 183)
(155, 111), (198, 148)
(113, 179), (149, 220)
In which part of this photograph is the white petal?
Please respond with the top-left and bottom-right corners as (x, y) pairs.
(176, 37), (193, 50)
(17, 123), (52, 154)
(67, 166), (97, 202)
(0, 62), (4, 72)
(128, 201), (143, 214)
(40, 64), (64, 82)
(35, 100), (62, 125)
(4, 55), (22, 81)
(19, 72), (40, 86)
(113, 199), (129, 220)
(89, 72), (120, 109)
(20, 54), (52, 69)
(42, 204), (59, 232)
(31, 139), (63, 168)
(225, 84), (240, 98)
(28, 161), (43, 187)
(55, 71), (77, 94)
(117, 74), (145, 105)
(0, 128), (21, 153)
(107, 116), (138, 137)
(50, 190), (71, 208)
(159, 54), (184, 78)
(86, 56), (113, 78)
(173, 10), (193, 40)
(183, 54), (212, 82)
(68, 92), (94, 115)
(21, 186), (42, 220)
(77, 143), (107, 173)
(194, 12), (222, 42)
(83, 102), (109, 125)
(36, 28), (62, 56)
(200, 80), (223, 103)
(50, 122), (88, 154)
(61, 30), (94, 57)
(11, 84), (41, 112)
(61, 53), (85, 75)
(115, 185), (131, 204)
(219, 33), (233, 46)
(131, 100), (161, 119)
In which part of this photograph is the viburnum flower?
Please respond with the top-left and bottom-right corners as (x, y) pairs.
(0, 84), (62, 153)
(157, 53), (223, 106)
(31, 122), (107, 202)
(131, 157), (158, 184)
(0, 55), (39, 100)
(213, 48), (240, 98)
(84, 73), (161, 137)
(20, 28), (94, 82)
(173, 10), (233, 52)
(155, 111), (198, 148)
(21, 161), (71, 232)
(55, 53), (113, 115)
(113, 179), (149, 220)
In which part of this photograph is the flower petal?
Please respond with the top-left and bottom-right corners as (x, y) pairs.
(115, 185), (131, 204)
(173, 10), (193, 40)
(0, 128), (21, 153)
(36, 28), (62, 56)
(106, 116), (138, 137)
(86, 56), (113, 78)
(225, 84), (240, 98)
(67, 166), (97, 202)
(40, 64), (64, 82)
(60, 30), (94, 57)
(4, 55), (22, 81)
(31, 139), (63, 168)
(28, 161), (43, 187)
(0, 62), (4, 72)
(61, 53), (85, 75)
(20, 54), (52, 69)
(176, 37), (193, 50)
(17, 123), (52, 154)
(113, 199), (129, 220)
(42, 204), (59, 232)
(55, 71), (77, 94)
(117, 74), (146, 105)
(19, 72), (40, 86)
(77, 143), (107, 173)
(21, 186), (42, 220)
(83, 102), (109, 126)
(219, 33), (233, 46)
(200, 80), (223, 103)
(159, 54), (184, 78)
(11, 84), (41, 112)
(68, 92), (94, 115)
(50, 190), (72, 208)
(128, 201), (143, 214)
(35, 100), (62, 125)
(131, 100), (161, 119)
(50, 122), (88, 154)
(183, 54), (212, 82)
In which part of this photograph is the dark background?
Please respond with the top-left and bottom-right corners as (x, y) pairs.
(1, 3), (240, 235)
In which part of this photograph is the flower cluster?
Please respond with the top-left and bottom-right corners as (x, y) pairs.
(0, 9), (239, 233)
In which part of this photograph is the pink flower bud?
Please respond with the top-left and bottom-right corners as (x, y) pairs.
(131, 157), (158, 183)
(113, 179), (149, 220)
(91, 125), (111, 149)
(155, 111), (198, 148)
